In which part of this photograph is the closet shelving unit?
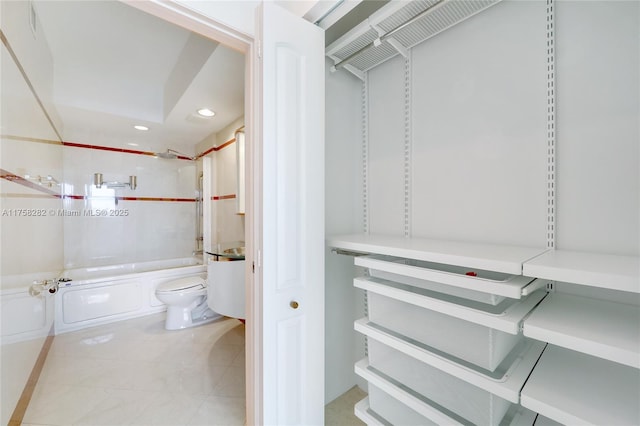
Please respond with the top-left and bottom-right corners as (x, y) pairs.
(331, 234), (640, 425)
(520, 345), (640, 425)
(326, 0), (502, 79)
(326, 0), (640, 424)
(330, 234), (552, 425)
(519, 251), (640, 424)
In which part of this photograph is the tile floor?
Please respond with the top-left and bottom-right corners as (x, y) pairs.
(23, 314), (246, 426)
(22, 313), (365, 426)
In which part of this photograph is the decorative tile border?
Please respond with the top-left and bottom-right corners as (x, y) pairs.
(195, 137), (236, 159)
(64, 195), (196, 202)
(212, 194), (237, 201)
(194, 126), (244, 159)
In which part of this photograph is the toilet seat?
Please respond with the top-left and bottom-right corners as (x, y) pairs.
(156, 276), (205, 293)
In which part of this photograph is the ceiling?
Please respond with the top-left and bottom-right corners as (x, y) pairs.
(34, 0), (245, 156)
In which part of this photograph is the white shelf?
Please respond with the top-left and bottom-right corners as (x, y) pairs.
(505, 407), (538, 426)
(523, 293), (640, 368)
(521, 345), (640, 426)
(328, 234), (547, 275)
(325, 0), (501, 75)
(533, 415), (563, 426)
(355, 277), (547, 334)
(354, 398), (385, 426)
(523, 249), (640, 293)
(354, 318), (546, 403)
(355, 359), (466, 426)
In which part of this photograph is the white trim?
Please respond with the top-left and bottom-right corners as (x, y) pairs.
(121, 0), (252, 52)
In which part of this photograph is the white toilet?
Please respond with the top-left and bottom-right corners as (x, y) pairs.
(155, 276), (221, 330)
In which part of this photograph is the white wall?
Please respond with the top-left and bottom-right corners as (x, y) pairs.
(355, 0), (639, 253)
(324, 58), (366, 403)
(366, 0), (548, 247)
(555, 0), (639, 256)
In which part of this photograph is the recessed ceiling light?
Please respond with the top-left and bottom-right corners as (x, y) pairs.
(134, 125), (149, 131)
(127, 143), (139, 147)
(197, 108), (215, 117)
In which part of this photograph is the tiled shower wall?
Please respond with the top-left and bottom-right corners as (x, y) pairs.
(62, 146), (197, 269)
(198, 116), (245, 250)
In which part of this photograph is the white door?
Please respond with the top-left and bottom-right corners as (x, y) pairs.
(254, 3), (325, 425)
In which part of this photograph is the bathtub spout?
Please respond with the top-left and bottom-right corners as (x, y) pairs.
(29, 278), (60, 297)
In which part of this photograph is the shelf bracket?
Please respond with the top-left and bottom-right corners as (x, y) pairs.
(387, 37), (410, 58)
(329, 55), (365, 81)
(370, 22), (409, 58)
(344, 64), (366, 81)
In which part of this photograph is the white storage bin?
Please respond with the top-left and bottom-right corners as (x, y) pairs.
(370, 267), (506, 305)
(368, 384), (438, 426)
(357, 255), (536, 304)
(369, 339), (512, 426)
(368, 291), (523, 371)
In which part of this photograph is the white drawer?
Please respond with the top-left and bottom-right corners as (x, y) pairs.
(357, 254), (536, 303)
(369, 340), (512, 426)
(356, 358), (464, 426)
(367, 289), (523, 370)
(368, 384), (438, 426)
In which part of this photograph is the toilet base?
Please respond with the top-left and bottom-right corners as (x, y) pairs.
(164, 297), (222, 330)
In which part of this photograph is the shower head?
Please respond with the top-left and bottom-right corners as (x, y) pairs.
(155, 149), (194, 160)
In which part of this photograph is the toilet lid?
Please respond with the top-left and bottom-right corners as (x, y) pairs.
(156, 276), (206, 292)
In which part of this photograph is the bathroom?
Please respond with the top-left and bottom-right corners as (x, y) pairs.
(5, 0), (636, 424)
(1, 0), (348, 422)
(1, 1), (249, 423)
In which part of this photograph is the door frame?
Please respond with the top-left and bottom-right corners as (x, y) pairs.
(121, 1), (261, 423)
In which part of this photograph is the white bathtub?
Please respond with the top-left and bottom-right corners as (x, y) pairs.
(54, 257), (206, 334)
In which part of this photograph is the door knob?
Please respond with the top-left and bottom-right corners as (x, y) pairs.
(290, 301), (299, 309)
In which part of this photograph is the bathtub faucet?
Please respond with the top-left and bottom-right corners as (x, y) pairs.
(29, 278), (65, 296)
